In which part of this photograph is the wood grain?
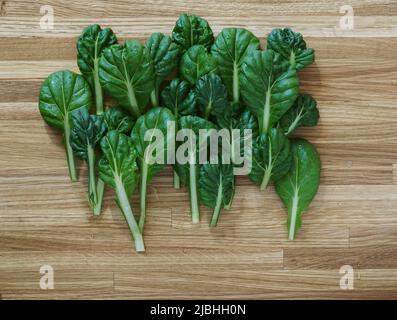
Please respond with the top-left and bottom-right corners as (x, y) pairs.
(0, 0), (397, 299)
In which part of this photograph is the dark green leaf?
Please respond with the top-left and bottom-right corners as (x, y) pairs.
(180, 45), (217, 85)
(215, 102), (241, 130)
(161, 79), (197, 189)
(38, 70), (92, 181)
(77, 24), (118, 114)
(99, 40), (155, 118)
(161, 79), (197, 116)
(98, 130), (144, 252)
(130, 107), (175, 184)
(176, 115), (215, 180)
(130, 107), (175, 230)
(77, 24), (118, 87)
(39, 70), (92, 129)
(249, 128), (291, 190)
(70, 108), (106, 160)
(99, 130), (139, 196)
(275, 139), (321, 240)
(199, 163), (234, 208)
(145, 32), (180, 91)
(279, 94), (319, 136)
(240, 49), (299, 133)
(196, 73), (229, 120)
(172, 14), (214, 51)
(267, 28), (315, 70)
(70, 108), (106, 215)
(235, 109), (259, 159)
(199, 162), (234, 226)
(211, 28), (260, 102)
(177, 115), (215, 223)
(102, 107), (135, 134)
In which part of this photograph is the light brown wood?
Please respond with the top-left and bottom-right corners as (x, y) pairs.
(0, 0), (397, 299)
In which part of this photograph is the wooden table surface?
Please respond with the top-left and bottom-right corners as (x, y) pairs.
(0, 0), (396, 299)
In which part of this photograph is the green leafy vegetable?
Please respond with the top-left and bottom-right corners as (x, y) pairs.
(240, 49), (299, 133)
(99, 130), (145, 252)
(212, 105), (257, 210)
(235, 110), (259, 158)
(102, 107), (135, 134)
(39, 70), (92, 182)
(38, 20), (321, 249)
(267, 28), (315, 70)
(161, 78), (197, 116)
(199, 162), (234, 227)
(180, 45), (217, 85)
(249, 128), (291, 190)
(211, 28), (260, 104)
(70, 108), (106, 215)
(99, 40), (155, 118)
(196, 73), (229, 120)
(145, 33), (180, 106)
(172, 13), (214, 52)
(130, 107), (175, 231)
(177, 115), (215, 223)
(279, 94), (319, 136)
(275, 139), (321, 240)
(161, 78), (197, 188)
(77, 24), (118, 115)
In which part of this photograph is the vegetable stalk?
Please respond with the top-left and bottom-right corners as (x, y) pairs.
(138, 161), (148, 232)
(189, 162), (200, 224)
(210, 177), (223, 227)
(150, 89), (159, 107)
(87, 144), (104, 216)
(232, 61), (239, 104)
(260, 146), (273, 191)
(115, 177), (145, 252)
(93, 58), (104, 115)
(173, 169), (180, 189)
(63, 119), (77, 182)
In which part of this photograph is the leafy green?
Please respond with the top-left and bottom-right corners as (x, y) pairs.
(70, 108), (106, 215)
(145, 32), (180, 106)
(180, 45), (217, 85)
(212, 107), (257, 210)
(161, 78), (197, 116)
(177, 115), (215, 223)
(249, 128), (291, 190)
(279, 94), (319, 136)
(240, 49), (299, 133)
(70, 109), (106, 160)
(199, 162), (234, 227)
(275, 139), (321, 240)
(38, 19), (321, 248)
(211, 28), (260, 103)
(172, 13), (214, 52)
(130, 107), (175, 231)
(161, 78), (197, 189)
(77, 24), (118, 115)
(196, 73), (229, 120)
(99, 130), (145, 252)
(102, 107), (135, 134)
(267, 28), (315, 70)
(99, 40), (155, 118)
(38, 70), (92, 182)
(229, 109), (259, 163)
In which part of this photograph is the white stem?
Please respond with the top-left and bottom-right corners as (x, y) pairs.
(288, 189), (299, 240)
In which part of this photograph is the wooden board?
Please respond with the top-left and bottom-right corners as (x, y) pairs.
(0, 0), (397, 299)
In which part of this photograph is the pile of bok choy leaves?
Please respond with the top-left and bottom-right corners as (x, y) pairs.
(38, 14), (320, 252)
